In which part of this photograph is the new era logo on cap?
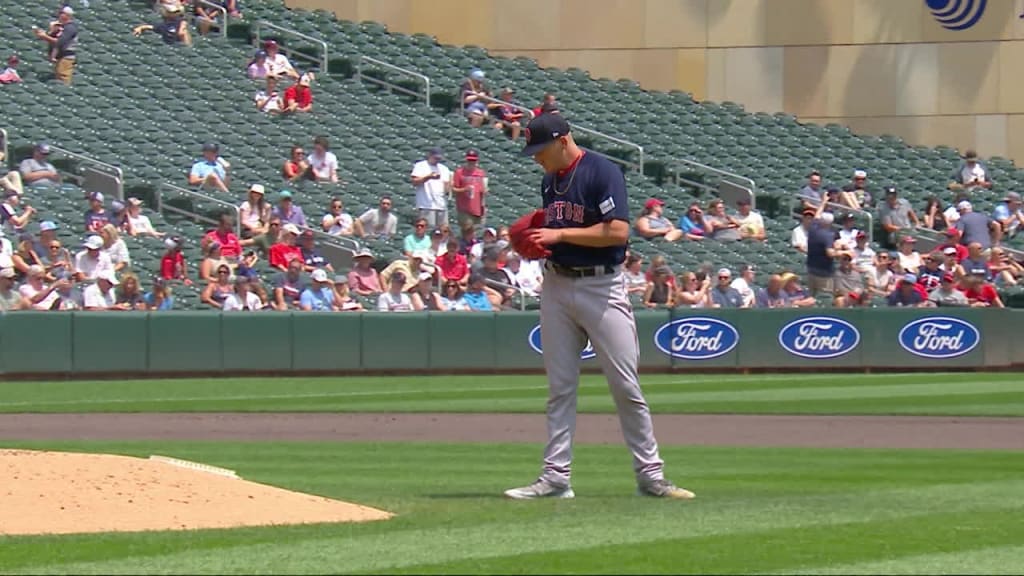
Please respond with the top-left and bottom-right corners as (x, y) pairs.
(521, 114), (571, 156)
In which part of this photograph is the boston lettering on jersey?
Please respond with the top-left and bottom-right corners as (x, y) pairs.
(541, 152), (631, 268)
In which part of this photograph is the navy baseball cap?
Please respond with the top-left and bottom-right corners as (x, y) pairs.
(522, 114), (571, 156)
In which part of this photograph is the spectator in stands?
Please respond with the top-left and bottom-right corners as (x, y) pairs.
(74, 235), (114, 282)
(954, 201), (996, 249)
(458, 224), (480, 258)
(306, 136), (339, 183)
(116, 272), (147, 310)
(491, 88), (524, 140)
(866, 251), (896, 297)
(19, 265), (63, 310)
(82, 270), (122, 311)
(235, 249), (260, 281)
(427, 228), (447, 260)
(40, 236), (72, 282)
(440, 280), (469, 311)
(0, 54), (22, 84)
(623, 254), (647, 295)
(247, 49), (269, 79)
(198, 241), (230, 282)
(298, 230), (332, 273)
(272, 258), (306, 310)
(887, 273), (927, 307)
(82, 192), (109, 233)
(193, 0), (227, 36)
(895, 236), (921, 274)
(480, 249), (515, 308)
(202, 212), (242, 261)
(0, 155), (23, 196)
(347, 249), (381, 296)
(677, 202), (708, 240)
(34, 6), (78, 85)
(223, 276), (264, 311)
(708, 268), (744, 308)
(282, 146), (310, 182)
(878, 186), (918, 248)
(411, 147), (452, 230)
(989, 247), (1023, 286)
(943, 191), (969, 227)
(358, 195), (398, 238)
(19, 144), (60, 188)
(188, 143), (231, 193)
(333, 281), (364, 312)
(835, 213), (860, 250)
(805, 213), (839, 296)
(798, 171), (824, 207)
(921, 195), (947, 231)
(506, 252), (542, 297)
(263, 40), (299, 80)
(949, 150), (992, 192)
(239, 184), (270, 238)
(299, 269), (338, 311)
(927, 273), (969, 307)
(254, 74), (282, 114)
(634, 198), (683, 242)
(940, 246), (966, 280)
(410, 272), (443, 311)
(832, 253), (864, 307)
(0, 268), (29, 311)
(462, 273), (494, 312)
(160, 236), (192, 284)
(960, 242), (989, 279)
(321, 197), (360, 237)
(125, 198), (163, 238)
(283, 73), (314, 114)
(30, 220), (56, 260)
(533, 93), (557, 117)
(50, 269), (81, 310)
(403, 218), (432, 257)
(11, 238), (41, 280)
(846, 169), (873, 209)
(436, 238), (469, 286)
(781, 272), (816, 307)
(704, 198), (741, 241)
(99, 224), (130, 274)
(268, 223), (303, 271)
(643, 255), (677, 293)
(736, 199), (765, 241)
(754, 274), (788, 308)
(381, 251), (428, 293)
(143, 277), (174, 311)
(378, 271), (414, 312)
(676, 271), (711, 308)
(961, 267), (1005, 308)
(201, 263), (235, 308)
(934, 228), (968, 262)
(461, 69), (490, 127)
(132, 4), (191, 45)
(643, 265), (675, 308)
(452, 149), (488, 230)
(993, 192), (1024, 242)
(1, 192), (34, 235)
(917, 253), (945, 292)
(730, 264), (757, 307)
(272, 190), (307, 228)
(470, 227), (503, 263)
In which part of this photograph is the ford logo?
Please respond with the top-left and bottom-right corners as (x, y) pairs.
(925, 0), (987, 31)
(778, 316), (860, 359)
(653, 317), (739, 360)
(898, 316), (981, 359)
(528, 325), (597, 360)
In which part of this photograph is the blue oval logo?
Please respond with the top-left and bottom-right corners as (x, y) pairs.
(898, 316), (981, 359)
(925, 0), (987, 31)
(653, 317), (739, 360)
(528, 325), (597, 360)
(778, 316), (860, 359)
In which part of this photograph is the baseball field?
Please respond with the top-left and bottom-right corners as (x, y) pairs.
(1, 372), (1022, 574)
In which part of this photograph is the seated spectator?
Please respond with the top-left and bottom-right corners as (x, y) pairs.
(132, 4), (191, 45)
(949, 149), (992, 192)
(887, 273), (927, 307)
(83, 270), (123, 311)
(283, 73), (315, 113)
(144, 277), (175, 311)
(505, 252), (541, 297)
(358, 195), (398, 238)
(960, 267), (1005, 308)
(943, 191), (970, 227)
(300, 269), (338, 311)
(847, 169), (873, 209)
(851, 232), (875, 273)
(780, 272), (816, 307)
(403, 218), (432, 256)
(199, 241), (230, 282)
(676, 271), (711, 308)
(460, 69), (490, 127)
(436, 238), (469, 286)
(491, 87), (524, 140)
(381, 251), (429, 293)
(1, 192), (35, 234)
(0, 54), (22, 84)
(921, 195), (947, 231)
(754, 274), (788, 308)
(644, 255), (677, 293)
(677, 203), (708, 240)
(709, 268), (744, 308)
(427, 228), (447, 260)
(332, 281), (364, 312)
(19, 143), (61, 187)
(347, 249), (381, 296)
(938, 246), (965, 280)
(933, 228), (968, 262)
(39, 237), (71, 282)
(836, 213), (860, 250)
(458, 224), (480, 259)
(993, 192), (1024, 243)
(798, 171), (824, 208)
(249, 217), (282, 256)
(318, 197), (357, 236)
(159, 236), (192, 284)
(0, 267), (29, 311)
(832, 254), (864, 307)
(282, 146), (310, 182)
(480, 249), (515, 308)
(730, 264), (757, 307)
(954, 201), (996, 249)
(273, 258), (307, 310)
(223, 276), (264, 311)
(74, 235), (114, 282)
(235, 250), (260, 282)
(263, 40), (299, 80)
(19, 265), (62, 310)
(11, 239), (42, 279)
(247, 49), (269, 79)
(532, 93), (557, 117)
(895, 236), (921, 274)
(623, 254), (647, 295)
(201, 263), (234, 308)
(272, 190), (307, 227)
(866, 252), (896, 297)
(462, 273), (494, 312)
(81, 192), (109, 233)
(988, 247), (1023, 286)
(239, 184), (270, 238)
(643, 265), (675, 308)
(635, 198), (683, 242)
(735, 199), (765, 241)
(111, 198), (129, 229)
(254, 74), (282, 114)
(927, 273), (969, 307)
(791, 208), (815, 253)
(306, 136), (339, 183)
(917, 253), (944, 293)
(125, 197), (163, 237)
(470, 227), (500, 263)
(704, 198), (742, 241)
(268, 223), (303, 271)
(960, 242), (989, 280)
(0, 156), (23, 197)
(878, 186), (918, 248)
(202, 212), (242, 261)
(410, 272), (443, 311)
(188, 143), (231, 193)
(298, 230), (332, 273)
(378, 271), (414, 312)
(100, 224), (130, 273)
(116, 272), (147, 310)
(440, 279), (469, 311)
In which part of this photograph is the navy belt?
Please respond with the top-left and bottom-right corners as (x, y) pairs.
(546, 261), (620, 278)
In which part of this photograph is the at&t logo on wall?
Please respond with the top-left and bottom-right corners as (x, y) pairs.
(653, 317), (739, 360)
(898, 317), (981, 359)
(527, 325), (597, 360)
(925, 0), (988, 31)
(777, 316), (860, 359)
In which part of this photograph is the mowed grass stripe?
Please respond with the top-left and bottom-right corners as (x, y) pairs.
(775, 544), (1024, 575)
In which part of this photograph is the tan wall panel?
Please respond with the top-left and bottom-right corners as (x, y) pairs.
(643, 0), (708, 48)
(1006, 116), (1024, 164)
(937, 42), (1000, 115)
(975, 115), (1009, 158)
(675, 48), (708, 100)
(763, 0), (854, 46)
(705, 48), (727, 102)
(489, 0), (561, 51)
(355, 0), (411, 32)
(998, 42), (1024, 113)
(558, 0), (645, 49)
(707, 47), (783, 113)
(404, 0), (493, 47)
(852, 0), (923, 44)
(707, 0), (765, 47)
(802, 115), (977, 153)
(783, 46), (830, 117)
(824, 44), (939, 117)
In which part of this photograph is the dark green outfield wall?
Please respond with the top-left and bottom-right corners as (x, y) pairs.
(0, 310), (1019, 377)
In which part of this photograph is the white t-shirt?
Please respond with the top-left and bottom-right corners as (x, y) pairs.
(960, 164), (987, 186)
(411, 160), (451, 211)
(19, 283), (59, 311)
(943, 205), (960, 225)
(308, 150), (338, 181)
(0, 237), (12, 267)
(898, 251), (922, 274)
(239, 200), (264, 229)
(74, 250), (114, 280)
(730, 277), (755, 307)
(82, 283), (116, 309)
(791, 225), (808, 251)
(104, 239), (131, 268)
(254, 90), (281, 113)
(515, 266), (543, 296)
(222, 292), (263, 311)
(377, 291), (413, 312)
(128, 213), (156, 235)
(322, 212), (353, 236)
(853, 245), (876, 273)
(266, 53), (295, 78)
(838, 228), (860, 250)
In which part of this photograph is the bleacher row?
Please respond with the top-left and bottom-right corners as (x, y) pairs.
(3, 0), (1024, 310)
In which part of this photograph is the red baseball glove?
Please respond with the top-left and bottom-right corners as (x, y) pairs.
(508, 209), (551, 260)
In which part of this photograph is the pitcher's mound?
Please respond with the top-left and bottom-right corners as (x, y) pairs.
(0, 449), (392, 536)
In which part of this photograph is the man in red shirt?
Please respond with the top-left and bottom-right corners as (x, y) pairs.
(959, 267), (1005, 308)
(436, 237), (469, 286)
(269, 223), (304, 270)
(159, 236), (192, 285)
(933, 228), (969, 262)
(283, 73), (313, 113)
(202, 212), (242, 261)
(452, 149), (488, 231)
(532, 92), (556, 118)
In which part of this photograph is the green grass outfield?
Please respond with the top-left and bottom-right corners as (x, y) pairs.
(1, 441), (1023, 574)
(0, 372), (1022, 415)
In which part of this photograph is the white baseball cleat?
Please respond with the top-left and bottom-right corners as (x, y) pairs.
(503, 479), (575, 500)
(637, 479), (696, 500)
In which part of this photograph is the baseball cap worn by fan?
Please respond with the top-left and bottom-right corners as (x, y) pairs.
(465, 149), (479, 161)
(39, 221), (58, 232)
(311, 269), (329, 283)
(644, 198), (664, 210)
(84, 235), (103, 250)
(522, 113), (572, 156)
(282, 223), (300, 236)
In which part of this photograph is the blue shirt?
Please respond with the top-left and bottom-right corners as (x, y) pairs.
(143, 292), (174, 311)
(541, 153), (629, 268)
(190, 159), (226, 182)
(463, 290), (493, 311)
(404, 233), (432, 254)
(678, 215), (704, 236)
(300, 286), (335, 311)
(806, 225), (837, 277)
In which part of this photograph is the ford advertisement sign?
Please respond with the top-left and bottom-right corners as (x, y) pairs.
(653, 317), (739, 360)
(898, 316), (981, 359)
(778, 316), (861, 359)
(528, 325), (597, 360)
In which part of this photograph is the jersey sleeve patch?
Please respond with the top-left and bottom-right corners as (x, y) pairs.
(599, 197), (616, 215)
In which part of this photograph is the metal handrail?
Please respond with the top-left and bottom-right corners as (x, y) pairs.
(254, 21), (328, 73)
(296, 223), (360, 253)
(789, 197), (875, 244)
(573, 124), (645, 174)
(483, 277), (528, 311)
(47, 144), (125, 200)
(194, 0), (228, 38)
(672, 158), (758, 210)
(356, 55), (431, 107)
(157, 183), (241, 239)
